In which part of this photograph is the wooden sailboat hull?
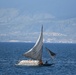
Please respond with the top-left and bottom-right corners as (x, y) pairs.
(16, 60), (54, 67)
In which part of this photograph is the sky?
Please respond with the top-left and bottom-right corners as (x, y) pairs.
(0, 0), (76, 43)
(0, 0), (76, 19)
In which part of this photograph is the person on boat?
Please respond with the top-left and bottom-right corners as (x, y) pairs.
(39, 60), (43, 65)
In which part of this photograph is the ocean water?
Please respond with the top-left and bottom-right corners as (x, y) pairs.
(0, 42), (76, 75)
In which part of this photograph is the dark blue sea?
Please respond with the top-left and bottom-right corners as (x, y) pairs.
(0, 42), (76, 75)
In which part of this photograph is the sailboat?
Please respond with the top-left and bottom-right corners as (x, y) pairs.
(17, 26), (56, 66)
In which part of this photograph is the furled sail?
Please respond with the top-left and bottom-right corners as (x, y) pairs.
(23, 26), (43, 60)
(45, 47), (56, 59)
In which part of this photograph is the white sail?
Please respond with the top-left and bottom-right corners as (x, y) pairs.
(23, 26), (43, 60)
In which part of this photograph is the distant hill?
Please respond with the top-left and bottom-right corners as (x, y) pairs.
(0, 9), (76, 43)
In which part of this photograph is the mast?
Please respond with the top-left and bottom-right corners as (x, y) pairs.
(23, 26), (43, 61)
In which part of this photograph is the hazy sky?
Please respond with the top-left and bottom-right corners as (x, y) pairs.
(0, 0), (76, 19)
